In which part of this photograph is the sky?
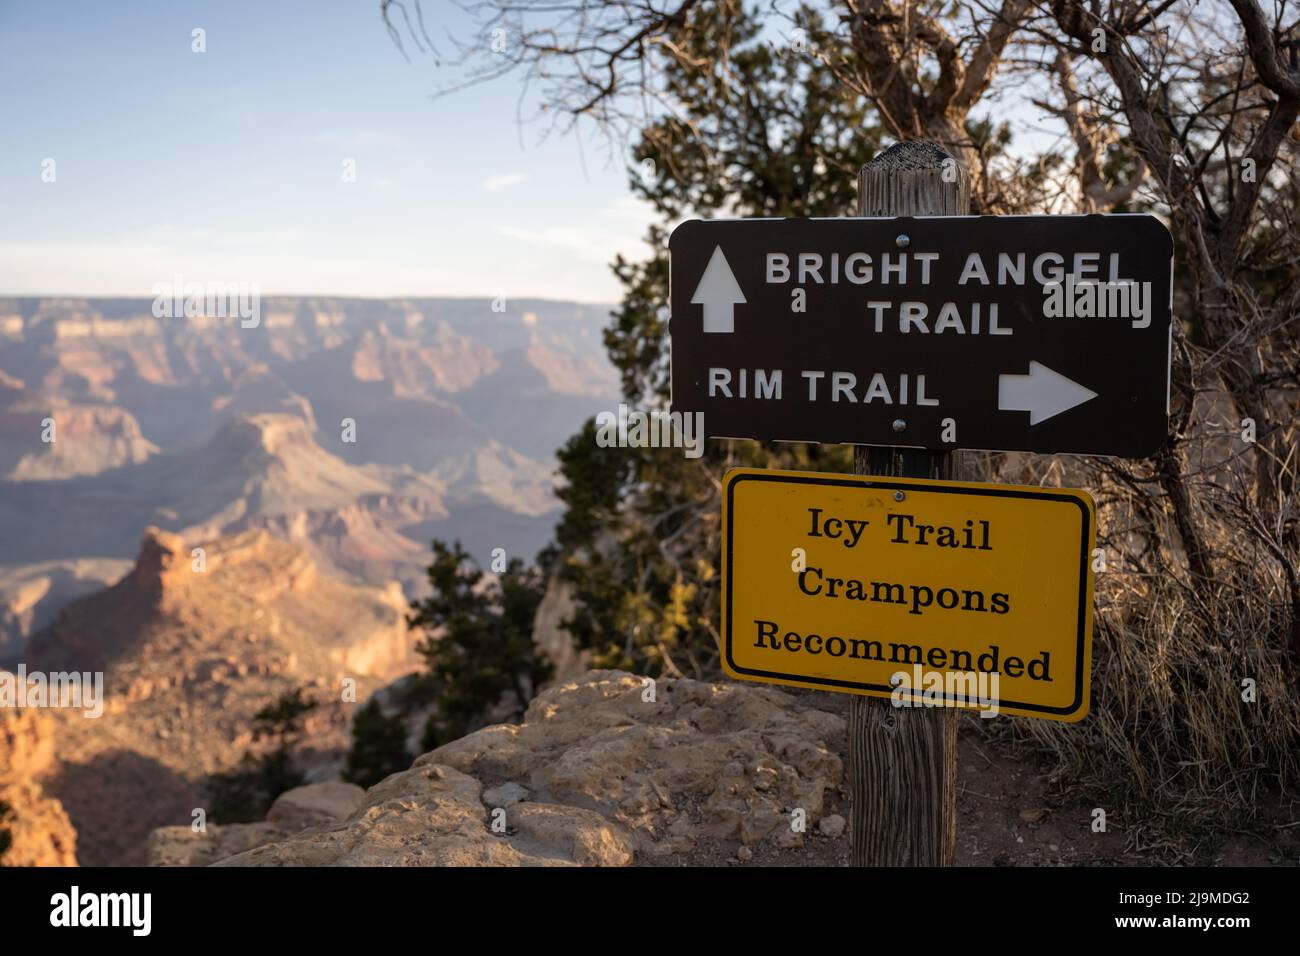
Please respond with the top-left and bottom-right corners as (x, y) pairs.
(0, 0), (655, 302)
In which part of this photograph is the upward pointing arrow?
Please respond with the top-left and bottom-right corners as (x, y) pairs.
(691, 245), (746, 333)
(998, 361), (1098, 425)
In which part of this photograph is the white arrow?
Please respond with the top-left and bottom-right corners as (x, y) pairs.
(691, 245), (746, 333)
(998, 361), (1098, 425)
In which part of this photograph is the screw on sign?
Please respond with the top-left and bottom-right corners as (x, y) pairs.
(671, 141), (1172, 868)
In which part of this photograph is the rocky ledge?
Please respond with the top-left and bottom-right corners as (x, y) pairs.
(149, 670), (848, 866)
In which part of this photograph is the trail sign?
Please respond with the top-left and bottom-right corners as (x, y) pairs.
(669, 214), (1173, 458)
(721, 468), (1096, 721)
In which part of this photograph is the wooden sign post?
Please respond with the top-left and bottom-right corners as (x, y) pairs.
(849, 141), (967, 866)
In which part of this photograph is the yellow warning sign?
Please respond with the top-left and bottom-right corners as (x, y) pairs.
(721, 469), (1095, 721)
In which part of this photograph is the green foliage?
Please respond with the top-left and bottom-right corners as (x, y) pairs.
(252, 686), (318, 740)
(344, 698), (410, 789)
(611, 5), (881, 407)
(553, 3), (871, 678)
(407, 540), (551, 750)
(207, 686), (320, 824)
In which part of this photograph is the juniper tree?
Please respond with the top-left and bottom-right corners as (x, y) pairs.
(344, 697), (411, 789)
(550, 5), (883, 676)
(399, 0), (1300, 836)
(208, 686), (320, 823)
(407, 540), (551, 749)
(388, 5), (1049, 680)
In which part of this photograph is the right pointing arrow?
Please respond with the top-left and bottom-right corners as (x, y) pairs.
(691, 245), (746, 333)
(998, 361), (1098, 425)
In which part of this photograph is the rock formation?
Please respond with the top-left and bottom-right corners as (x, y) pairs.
(1, 404), (159, 481)
(25, 526), (418, 866)
(0, 296), (619, 650)
(148, 781), (366, 867)
(148, 670), (849, 866)
(0, 703), (78, 866)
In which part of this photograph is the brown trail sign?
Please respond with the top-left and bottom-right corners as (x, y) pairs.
(668, 195), (1173, 458)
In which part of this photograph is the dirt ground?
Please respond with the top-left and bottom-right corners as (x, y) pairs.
(676, 690), (1299, 868)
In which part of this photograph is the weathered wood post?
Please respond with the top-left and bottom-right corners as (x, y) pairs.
(848, 141), (969, 866)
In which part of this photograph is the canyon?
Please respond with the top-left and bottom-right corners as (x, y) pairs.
(0, 295), (618, 866)
(0, 296), (618, 659)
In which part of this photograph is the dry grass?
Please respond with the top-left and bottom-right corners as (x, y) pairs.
(978, 432), (1300, 859)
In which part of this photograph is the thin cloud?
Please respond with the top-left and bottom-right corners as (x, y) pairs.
(483, 173), (528, 192)
(496, 198), (655, 264)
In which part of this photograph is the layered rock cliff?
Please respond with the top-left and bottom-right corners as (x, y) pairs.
(25, 526), (418, 866)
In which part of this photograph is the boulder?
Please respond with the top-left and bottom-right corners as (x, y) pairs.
(147, 781), (365, 867)
(158, 670), (845, 866)
(423, 670), (844, 860)
(215, 764), (631, 867)
(266, 781), (366, 829)
(482, 782), (530, 808)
